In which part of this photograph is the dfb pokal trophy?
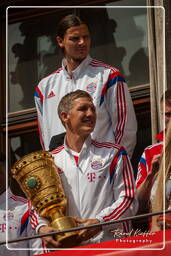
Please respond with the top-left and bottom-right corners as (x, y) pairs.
(11, 151), (79, 248)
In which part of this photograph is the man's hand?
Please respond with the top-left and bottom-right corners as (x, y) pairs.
(38, 225), (61, 248)
(148, 154), (161, 183)
(75, 218), (101, 242)
(157, 213), (171, 229)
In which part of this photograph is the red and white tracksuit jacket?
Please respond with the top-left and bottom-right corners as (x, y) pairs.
(34, 55), (137, 157)
(0, 189), (48, 256)
(136, 131), (164, 189)
(51, 136), (138, 243)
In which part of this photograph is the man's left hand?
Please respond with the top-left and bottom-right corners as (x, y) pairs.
(75, 218), (101, 241)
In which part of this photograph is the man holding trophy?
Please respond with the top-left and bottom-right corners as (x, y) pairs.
(12, 90), (138, 249)
(37, 89), (138, 247)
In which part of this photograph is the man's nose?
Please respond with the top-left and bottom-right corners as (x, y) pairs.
(86, 108), (94, 116)
(78, 37), (85, 45)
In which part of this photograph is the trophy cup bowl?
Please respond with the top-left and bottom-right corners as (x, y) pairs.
(11, 151), (79, 248)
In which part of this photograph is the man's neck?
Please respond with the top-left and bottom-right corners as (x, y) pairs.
(65, 133), (88, 153)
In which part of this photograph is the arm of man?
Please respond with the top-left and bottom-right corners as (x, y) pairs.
(38, 225), (61, 248)
(29, 207), (60, 248)
(136, 143), (162, 190)
(136, 154), (160, 214)
(75, 148), (138, 243)
(105, 70), (137, 157)
(95, 148), (138, 223)
(34, 86), (45, 150)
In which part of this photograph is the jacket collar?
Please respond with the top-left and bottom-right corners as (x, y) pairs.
(64, 135), (92, 158)
(155, 130), (164, 142)
(62, 55), (92, 80)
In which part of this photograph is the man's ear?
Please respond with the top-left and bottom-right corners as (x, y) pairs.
(60, 111), (68, 124)
(56, 36), (64, 48)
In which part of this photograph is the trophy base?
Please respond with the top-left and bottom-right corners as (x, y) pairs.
(51, 216), (80, 248)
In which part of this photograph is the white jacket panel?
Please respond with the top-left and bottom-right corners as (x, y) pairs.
(51, 137), (138, 243)
(34, 56), (137, 157)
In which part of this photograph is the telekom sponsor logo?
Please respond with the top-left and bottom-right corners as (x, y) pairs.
(0, 223), (6, 232)
(87, 172), (96, 182)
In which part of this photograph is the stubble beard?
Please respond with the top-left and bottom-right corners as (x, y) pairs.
(65, 50), (88, 65)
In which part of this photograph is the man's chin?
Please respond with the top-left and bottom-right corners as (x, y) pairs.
(83, 127), (94, 135)
(73, 55), (87, 62)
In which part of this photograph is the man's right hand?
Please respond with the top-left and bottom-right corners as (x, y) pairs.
(148, 154), (161, 183)
(38, 225), (61, 248)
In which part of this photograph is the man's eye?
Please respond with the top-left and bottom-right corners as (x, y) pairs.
(70, 37), (79, 42)
(79, 107), (87, 111)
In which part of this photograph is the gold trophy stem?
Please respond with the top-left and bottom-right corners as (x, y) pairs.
(47, 207), (79, 247)
(48, 208), (63, 220)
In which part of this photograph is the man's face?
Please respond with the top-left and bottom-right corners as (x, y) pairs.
(62, 97), (96, 138)
(57, 24), (91, 63)
(165, 104), (171, 128)
(161, 102), (171, 128)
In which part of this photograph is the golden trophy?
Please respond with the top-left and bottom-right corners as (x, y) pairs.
(11, 150), (79, 248)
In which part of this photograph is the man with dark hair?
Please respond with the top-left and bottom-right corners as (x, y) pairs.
(0, 152), (48, 255)
(38, 90), (138, 246)
(34, 14), (137, 157)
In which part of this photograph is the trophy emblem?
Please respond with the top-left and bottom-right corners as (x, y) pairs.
(11, 151), (79, 247)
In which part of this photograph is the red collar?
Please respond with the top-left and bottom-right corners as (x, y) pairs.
(155, 130), (164, 142)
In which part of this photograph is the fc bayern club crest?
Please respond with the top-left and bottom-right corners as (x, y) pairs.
(86, 82), (97, 93)
(3, 212), (14, 221)
(91, 159), (103, 170)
